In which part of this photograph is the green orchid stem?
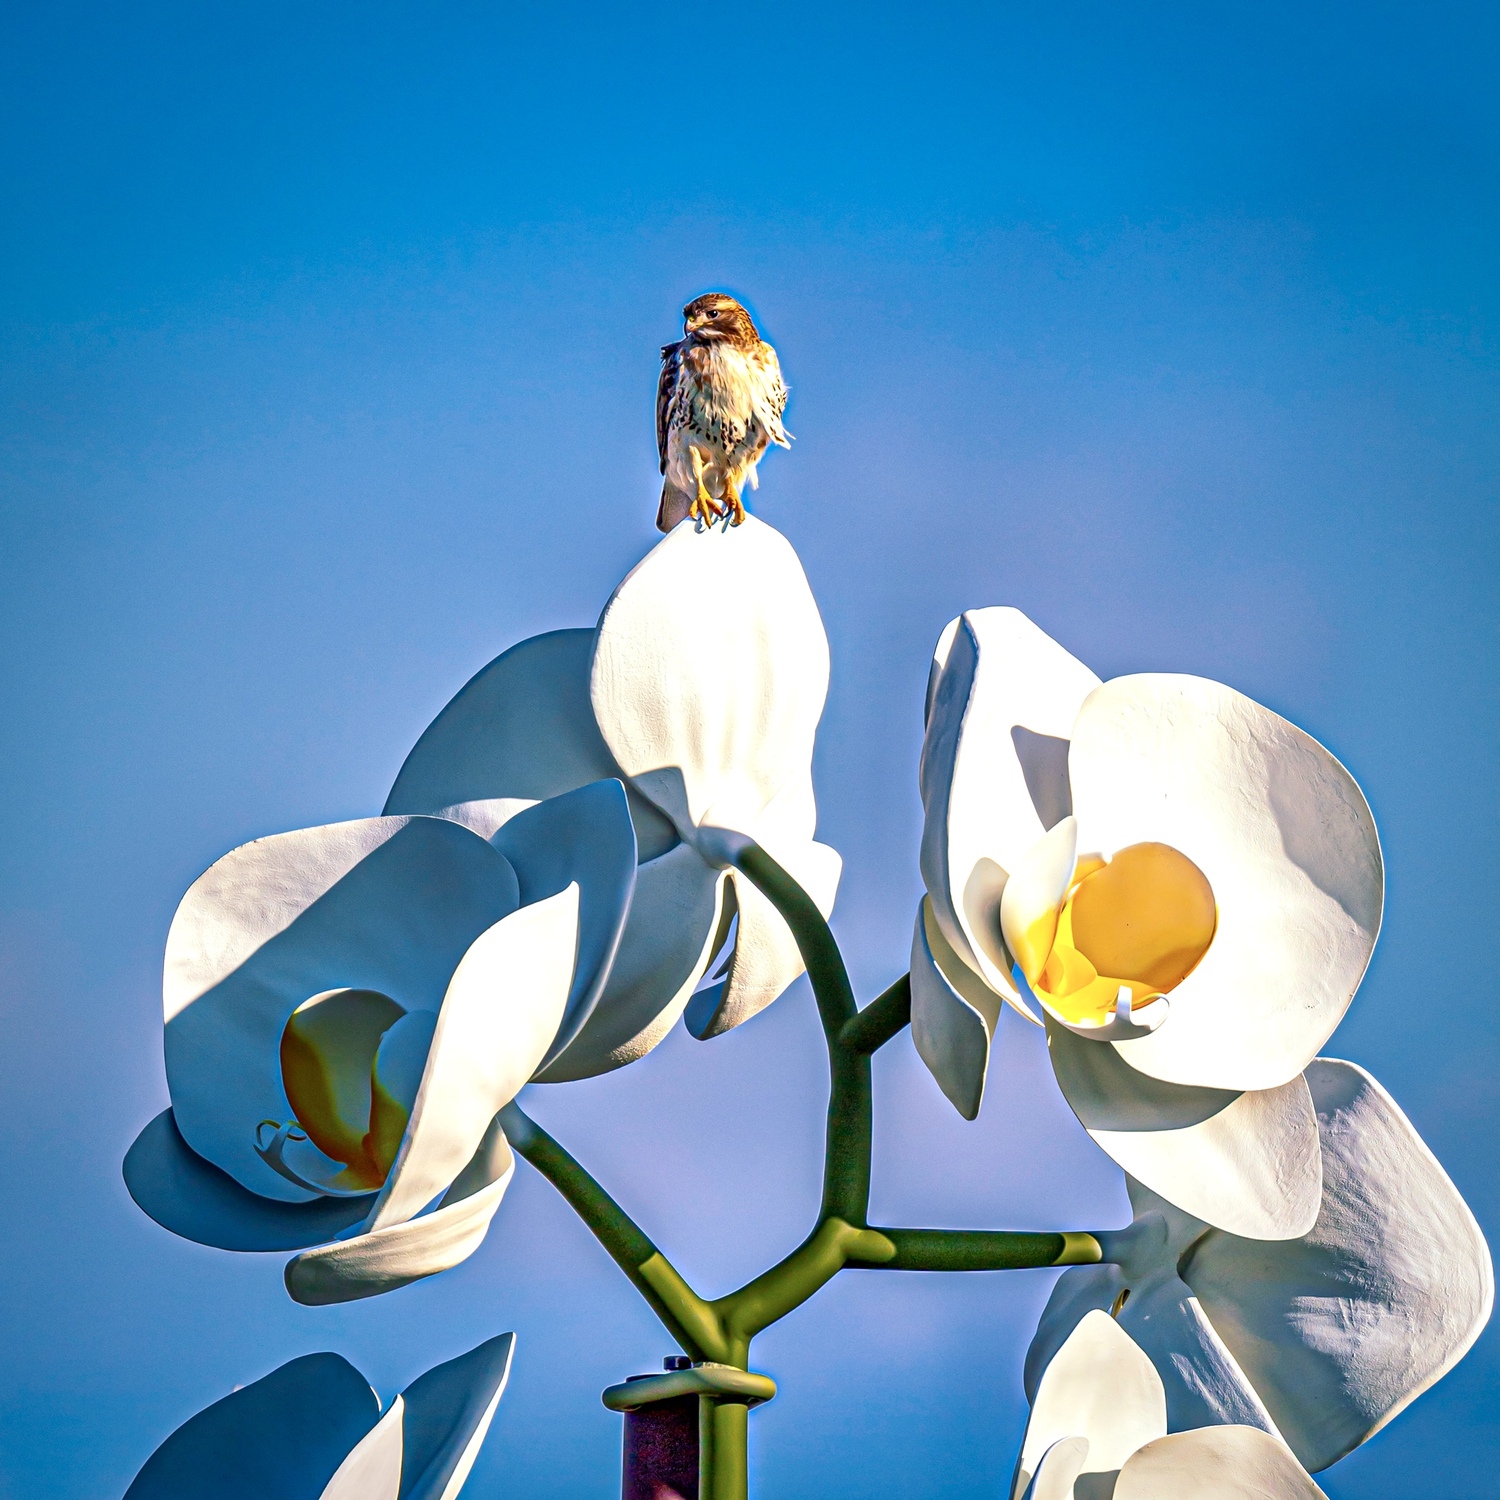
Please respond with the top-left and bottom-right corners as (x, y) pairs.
(496, 1101), (730, 1364)
(728, 842), (870, 1225)
(502, 842), (1110, 1500)
(838, 972), (913, 1054)
(851, 1228), (1104, 1271)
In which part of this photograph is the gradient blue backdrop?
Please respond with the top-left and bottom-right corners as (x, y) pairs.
(1, 3), (1496, 1495)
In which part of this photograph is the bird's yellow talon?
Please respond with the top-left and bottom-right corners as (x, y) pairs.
(692, 482), (724, 529)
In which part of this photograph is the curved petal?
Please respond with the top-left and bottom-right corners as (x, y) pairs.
(1025, 1257), (1283, 1441)
(1115, 1427), (1327, 1500)
(396, 1332), (516, 1500)
(383, 628), (678, 862)
(286, 1117), (515, 1306)
(369, 888), (578, 1232)
(923, 616), (962, 727)
(688, 840), (842, 1039)
(1021, 1439), (1089, 1500)
(919, 609), (1100, 993)
(1182, 1059), (1495, 1472)
(999, 818), (1078, 984)
(320, 1398), (404, 1500)
(1115, 1270), (1282, 1438)
(1024, 1264), (1124, 1403)
(1068, 675), (1382, 1090)
(1014, 1311), (1166, 1500)
(123, 1352), (380, 1500)
(590, 515), (829, 844)
(124, 1109), (375, 1251)
(534, 842), (727, 1081)
(1048, 1019), (1322, 1239)
(164, 816), (521, 1200)
(491, 780), (637, 1065)
(910, 897), (1003, 1121)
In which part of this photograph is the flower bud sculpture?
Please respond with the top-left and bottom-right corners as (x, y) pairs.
(119, 519), (1488, 1500)
(1023, 1059), (1492, 1473)
(1015, 1312), (1324, 1500)
(123, 1333), (514, 1500)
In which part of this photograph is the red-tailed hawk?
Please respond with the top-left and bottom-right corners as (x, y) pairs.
(656, 293), (791, 531)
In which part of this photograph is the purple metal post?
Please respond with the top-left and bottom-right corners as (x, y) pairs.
(621, 1357), (697, 1500)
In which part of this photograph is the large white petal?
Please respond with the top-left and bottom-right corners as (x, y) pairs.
(491, 780), (637, 1065)
(1182, 1059), (1495, 1471)
(590, 515), (829, 843)
(123, 1352), (381, 1500)
(319, 1397), (404, 1500)
(396, 1332), (516, 1500)
(124, 1108), (375, 1251)
(384, 627), (678, 861)
(163, 817), (520, 1200)
(909, 897), (1003, 1121)
(286, 1118), (515, 1305)
(1068, 674), (1382, 1091)
(368, 888), (578, 1232)
(919, 609), (1100, 998)
(534, 842), (728, 1081)
(1114, 1427), (1327, 1500)
(1048, 1020), (1322, 1239)
(1014, 1310), (1166, 1500)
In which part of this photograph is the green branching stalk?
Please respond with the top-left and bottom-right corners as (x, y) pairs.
(728, 842), (871, 1226)
(503, 840), (1117, 1500)
(850, 1228), (1103, 1271)
(497, 1101), (731, 1363)
(838, 973), (913, 1054)
(713, 1219), (897, 1351)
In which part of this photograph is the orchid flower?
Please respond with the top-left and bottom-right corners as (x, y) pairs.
(1024, 1060), (1492, 1476)
(123, 1333), (514, 1500)
(383, 515), (841, 1077)
(914, 607), (1384, 1237)
(1014, 1312), (1324, 1500)
(124, 781), (635, 1304)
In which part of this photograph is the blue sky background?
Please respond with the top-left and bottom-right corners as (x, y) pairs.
(1, 2), (1497, 1495)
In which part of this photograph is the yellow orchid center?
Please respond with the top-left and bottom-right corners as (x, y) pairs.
(279, 989), (414, 1192)
(1022, 842), (1217, 1026)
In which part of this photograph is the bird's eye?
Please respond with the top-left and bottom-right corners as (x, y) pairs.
(708, 309), (719, 318)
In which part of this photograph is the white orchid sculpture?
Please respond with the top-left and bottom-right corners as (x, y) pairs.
(123, 1333), (513, 1500)
(121, 520), (1489, 1500)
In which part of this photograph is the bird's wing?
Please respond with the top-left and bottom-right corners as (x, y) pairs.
(757, 343), (792, 446)
(656, 341), (684, 474)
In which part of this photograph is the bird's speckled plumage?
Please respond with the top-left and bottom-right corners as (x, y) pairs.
(656, 293), (791, 531)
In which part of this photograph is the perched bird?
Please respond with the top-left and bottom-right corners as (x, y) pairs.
(656, 293), (791, 531)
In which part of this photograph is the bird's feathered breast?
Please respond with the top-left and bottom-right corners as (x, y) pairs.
(658, 336), (789, 466)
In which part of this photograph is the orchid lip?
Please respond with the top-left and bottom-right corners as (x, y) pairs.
(1014, 967), (1171, 1043)
(253, 1120), (375, 1200)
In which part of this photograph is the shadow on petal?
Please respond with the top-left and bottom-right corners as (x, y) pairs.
(123, 1352), (380, 1500)
(398, 1332), (516, 1500)
(124, 1110), (374, 1252)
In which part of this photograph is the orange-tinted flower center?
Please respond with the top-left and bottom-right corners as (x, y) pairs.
(1022, 842), (1217, 1026)
(279, 988), (418, 1191)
